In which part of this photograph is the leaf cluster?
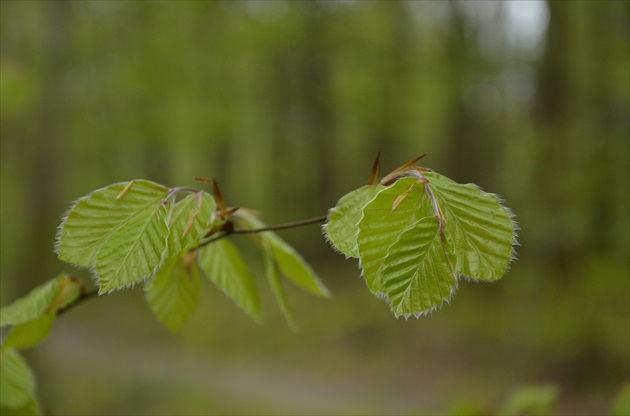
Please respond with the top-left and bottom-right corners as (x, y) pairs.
(324, 155), (517, 318)
(53, 179), (328, 332)
(0, 153), (518, 414)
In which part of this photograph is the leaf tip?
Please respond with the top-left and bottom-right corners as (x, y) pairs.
(368, 151), (381, 185)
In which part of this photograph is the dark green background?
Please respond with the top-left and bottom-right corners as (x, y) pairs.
(1, 1), (628, 414)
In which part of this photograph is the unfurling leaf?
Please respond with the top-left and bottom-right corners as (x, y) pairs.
(325, 165), (517, 317)
(382, 217), (456, 317)
(424, 172), (516, 281)
(0, 274), (82, 348)
(197, 239), (261, 322)
(167, 192), (216, 257)
(145, 253), (201, 332)
(324, 185), (384, 258)
(357, 178), (428, 293)
(263, 245), (297, 331)
(236, 212), (329, 297)
(0, 349), (39, 414)
(56, 180), (170, 293)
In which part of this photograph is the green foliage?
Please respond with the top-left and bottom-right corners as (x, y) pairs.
(423, 172), (516, 281)
(610, 382), (630, 416)
(382, 217), (457, 317)
(197, 238), (261, 323)
(7, 154), (517, 413)
(56, 180), (171, 293)
(497, 384), (560, 416)
(235, 211), (330, 330)
(145, 254), (201, 332)
(165, 192), (216, 257)
(0, 274), (82, 349)
(0, 275), (82, 415)
(326, 169), (517, 317)
(324, 184), (384, 258)
(0, 349), (39, 415)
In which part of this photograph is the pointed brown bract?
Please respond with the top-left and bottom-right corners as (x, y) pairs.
(368, 151), (381, 185)
(212, 178), (227, 213)
(211, 178), (240, 220)
(194, 177), (213, 184)
(381, 153), (428, 185)
(116, 180), (136, 200)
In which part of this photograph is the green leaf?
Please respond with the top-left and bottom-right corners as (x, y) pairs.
(263, 244), (297, 331)
(57, 180), (170, 268)
(357, 178), (429, 293)
(610, 382), (630, 416)
(0, 349), (38, 413)
(145, 253), (201, 332)
(382, 217), (456, 317)
(57, 180), (171, 293)
(198, 239), (261, 323)
(167, 192), (216, 257)
(237, 213), (329, 297)
(1, 317), (54, 350)
(1, 274), (82, 348)
(0, 398), (39, 416)
(425, 172), (517, 281)
(324, 185), (384, 258)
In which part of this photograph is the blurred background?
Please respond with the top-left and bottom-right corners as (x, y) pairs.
(1, 1), (628, 414)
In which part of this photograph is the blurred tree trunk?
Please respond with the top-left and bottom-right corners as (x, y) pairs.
(376, 1), (412, 157)
(443, 4), (484, 186)
(301, 2), (335, 214)
(18, 1), (72, 293)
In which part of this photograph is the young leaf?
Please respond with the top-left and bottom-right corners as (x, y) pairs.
(1, 274), (82, 348)
(263, 245), (297, 331)
(357, 178), (429, 293)
(424, 172), (516, 281)
(145, 253), (200, 332)
(95, 201), (169, 293)
(1, 317), (54, 350)
(381, 217), (456, 317)
(324, 185), (384, 258)
(167, 192), (216, 257)
(197, 239), (261, 323)
(236, 213), (329, 297)
(0, 349), (39, 414)
(57, 180), (170, 268)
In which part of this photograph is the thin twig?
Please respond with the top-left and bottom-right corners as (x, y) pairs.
(55, 214), (328, 317)
(56, 287), (100, 317)
(196, 215), (328, 248)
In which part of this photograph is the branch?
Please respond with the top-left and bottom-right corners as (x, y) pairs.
(196, 215), (328, 248)
(55, 214), (328, 317)
(56, 287), (99, 317)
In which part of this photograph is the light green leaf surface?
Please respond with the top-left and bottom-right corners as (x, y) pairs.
(263, 245), (297, 331)
(95, 202), (169, 293)
(0, 349), (37, 412)
(0, 398), (39, 416)
(145, 254), (200, 332)
(324, 185), (384, 258)
(198, 239), (261, 322)
(167, 192), (216, 257)
(1, 274), (82, 348)
(425, 172), (516, 281)
(237, 213), (329, 297)
(382, 217), (456, 317)
(357, 178), (429, 293)
(57, 180), (169, 267)
(1, 316), (54, 350)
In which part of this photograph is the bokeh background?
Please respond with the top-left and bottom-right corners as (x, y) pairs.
(1, 1), (628, 414)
